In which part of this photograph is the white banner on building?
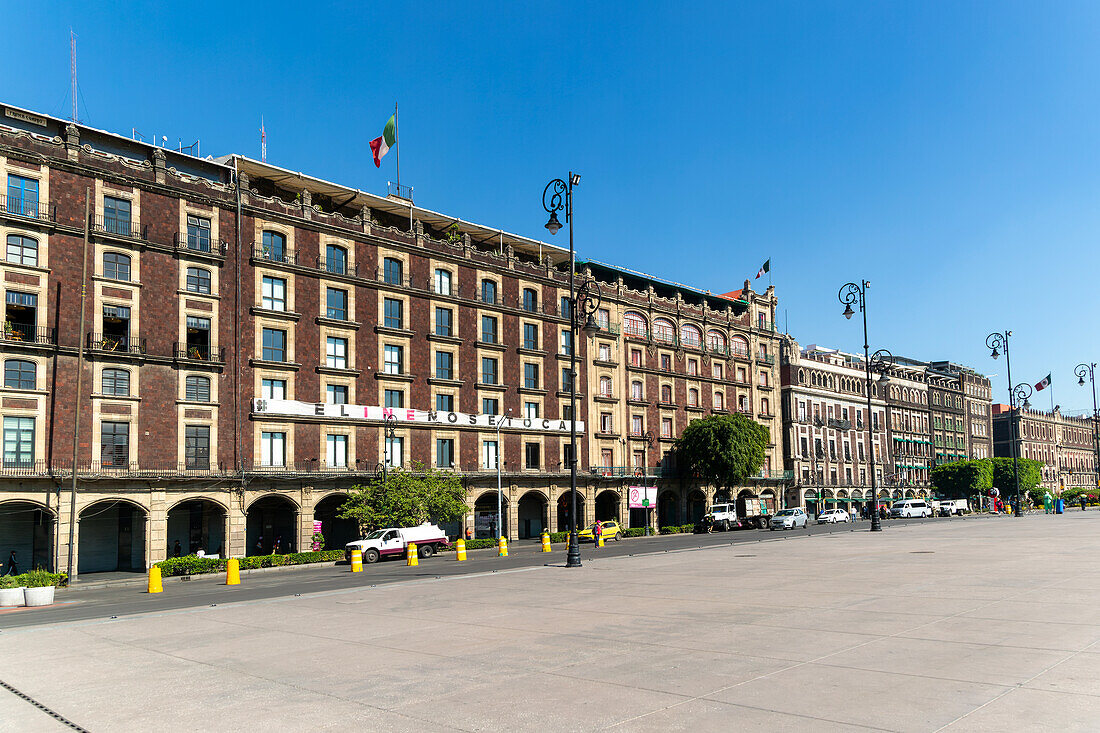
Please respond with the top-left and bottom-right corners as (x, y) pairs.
(628, 486), (657, 509)
(252, 399), (584, 434)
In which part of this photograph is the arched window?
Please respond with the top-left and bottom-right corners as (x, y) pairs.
(186, 375), (211, 402)
(660, 384), (673, 403)
(731, 335), (749, 358)
(688, 388), (699, 407)
(3, 359), (35, 389)
(798, 369), (805, 385)
(631, 381), (643, 400)
(103, 251), (131, 281)
(6, 234), (38, 266)
(522, 288), (538, 312)
(653, 318), (675, 344)
(623, 311), (647, 338)
(706, 329), (727, 352)
(186, 267), (211, 294)
(679, 324), (702, 349)
(324, 244), (348, 275)
(599, 376), (613, 397)
(102, 368), (130, 396)
(714, 391), (724, 410)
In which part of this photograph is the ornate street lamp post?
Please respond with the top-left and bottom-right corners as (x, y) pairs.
(381, 414), (397, 493)
(543, 173), (601, 568)
(1075, 363), (1100, 492)
(839, 281), (892, 531)
(986, 331), (1029, 517)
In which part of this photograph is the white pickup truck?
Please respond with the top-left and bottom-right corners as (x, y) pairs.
(705, 499), (771, 531)
(344, 523), (449, 563)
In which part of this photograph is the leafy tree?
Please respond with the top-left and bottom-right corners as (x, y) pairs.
(931, 459), (992, 500)
(337, 461), (467, 533)
(990, 457), (1043, 499)
(674, 413), (769, 489)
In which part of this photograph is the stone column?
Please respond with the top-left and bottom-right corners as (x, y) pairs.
(227, 490), (247, 558)
(147, 487), (167, 566)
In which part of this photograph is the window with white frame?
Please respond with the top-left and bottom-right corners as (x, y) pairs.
(524, 401), (539, 419)
(383, 344), (402, 374)
(326, 336), (348, 369)
(434, 269), (452, 295)
(631, 415), (643, 435)
(260, 431), (286, 467)
(262, 276), (286, 311)
(261, 378), (286, 400)
(326, 434), (348, 467)
(483, 440), (499, 469)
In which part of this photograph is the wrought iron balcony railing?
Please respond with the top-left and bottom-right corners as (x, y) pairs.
(252, 244), (298, 265)
(87, 333), (146, 355)
(318, 256), (358, 276)
(1, 324), (55, 345)
(92, 215), (146, 240)
(0, 193), (55, 222)
(175, 232), (226, 256)
(175, 342), (226, 363)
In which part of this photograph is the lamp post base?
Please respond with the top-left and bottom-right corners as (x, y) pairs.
(566, 532), (582, 568)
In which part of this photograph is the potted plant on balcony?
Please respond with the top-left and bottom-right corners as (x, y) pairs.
(0, 575), (25, 607)
(20, 569), (65, 607)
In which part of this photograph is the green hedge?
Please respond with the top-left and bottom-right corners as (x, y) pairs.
(623, 527), (650, 537)
(658, 524), (698, 535)
(155, 550), (345, 577)
(0, 569), (68, 588)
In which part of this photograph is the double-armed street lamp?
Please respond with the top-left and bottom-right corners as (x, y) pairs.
(381, 414), (398, 491)
(839, 280), (892, 532)
(1075, 362), (1100, 491)
(543, 173), (602, 568)
(986, 331), (1029, 516)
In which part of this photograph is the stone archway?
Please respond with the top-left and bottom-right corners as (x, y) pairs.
(657, 490), (679, 527)
(557, 490), (586, 533)
(595, 490), (621, 523)
(166, 498), (227, 558)
(78, 498), (147, 574)
(313, 493), (359, 551)
(0, 500), (55, 572)
(517, 491), (548, 539)
(474, 491), (508, 539)
(246, 495), (298, 555)
(686, 489), (707, 525)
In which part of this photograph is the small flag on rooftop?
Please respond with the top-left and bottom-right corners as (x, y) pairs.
(1035, 373), (1052, 391)
(755, 259), (770, 279)
(370, 114), (397, 168)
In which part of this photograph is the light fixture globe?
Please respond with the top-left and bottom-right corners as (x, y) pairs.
(1080, 376), (1087, 387)
(842, 303), (854, 320)
(582, 313), (601, 335)
(991, 347), (1000, 360)
(877, 371), (891, 386)
(544, 211), (562, 236)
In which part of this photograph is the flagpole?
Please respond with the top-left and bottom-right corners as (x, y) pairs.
(395, 102), (400, 191)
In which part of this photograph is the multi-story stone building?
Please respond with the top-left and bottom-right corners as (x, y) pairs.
(779, 341), (890, 514)
(881, 356), (934, 491)
(0, 101), (783, 576)
(992, 405), (1098, 492)
(929, 361), (993, 460)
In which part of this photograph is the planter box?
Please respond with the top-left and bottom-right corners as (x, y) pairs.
(0, 586), (25, 607)
(23, 586), (55, 607)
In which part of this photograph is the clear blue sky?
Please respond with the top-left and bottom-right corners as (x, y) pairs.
(8, 2), (1100, 412)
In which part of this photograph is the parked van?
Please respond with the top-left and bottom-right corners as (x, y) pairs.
(889, 499), (932, 518)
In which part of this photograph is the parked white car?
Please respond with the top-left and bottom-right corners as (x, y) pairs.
(816, 508), (851, 524)
(889, 499), (932, 518)
(770, 508), (808, 530)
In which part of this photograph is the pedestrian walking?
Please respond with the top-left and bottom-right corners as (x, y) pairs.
(273, 535), (282, 554)
(5, 550), (17, 576)
(255, 535), (264, 555)
(173, 540), (182, 557)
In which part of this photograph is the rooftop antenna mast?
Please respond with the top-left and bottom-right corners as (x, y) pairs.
(70, 29), (78, 122)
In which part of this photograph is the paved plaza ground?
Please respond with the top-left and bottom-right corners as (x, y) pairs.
(2, 512), (1099, 731)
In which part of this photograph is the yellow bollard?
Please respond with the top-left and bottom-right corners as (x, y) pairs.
(407, 543), (419, 567)
(597, 534), (604, 548)
(455, 539), (467, 561)
(498, 536), (508, 557)
(147, 565), (163, 594)
(541, 531), (551, 553)
(350, 548), (363, 573)
(226, 557), (240, 586)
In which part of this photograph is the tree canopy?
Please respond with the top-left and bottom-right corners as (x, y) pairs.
(337, 461), (467, 533)
(674, 413), (769, 489)
(990, 457), (1043, 500)
(930, 459), (992, 499)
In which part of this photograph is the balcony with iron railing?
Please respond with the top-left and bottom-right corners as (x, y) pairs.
(590, 465), (669, 478)
(1, 193), (55, 222)
(87, 333), (146, 355)
(318, 256), (358, 277)
(92, 215), (146, 240)
(175, 232), (226, 257)
(1, 323), (56, 346)
(749, 470), (795, 480)
(252, 244), (299, 265)
(175, 342), (226, 363)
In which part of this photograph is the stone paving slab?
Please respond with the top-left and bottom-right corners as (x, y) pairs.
(2, 513), (1099, 731)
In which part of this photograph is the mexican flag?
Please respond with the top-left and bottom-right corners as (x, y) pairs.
(370, 114), (396, 167)
(1035, 373), (1052, 391)
(755, 259), (770, 279)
